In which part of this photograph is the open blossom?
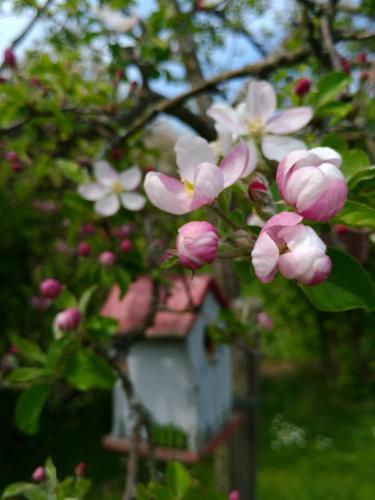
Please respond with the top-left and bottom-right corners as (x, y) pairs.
(176, 221), (219, 270)
(97, 7), (139, 32)
(144, 135), (249, 215)
(78, 161), (146, 217)
(207, 80), (313, 164)
(251, 212), (331, 286)
(276, 148), (347, 221)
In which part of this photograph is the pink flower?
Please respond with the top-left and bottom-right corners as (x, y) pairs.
(78, 162), (145, 216)
(176, 221), (219, 270)
(119, 239), (132, 252)
(55, 307), (82, 331)
(276, 148), (347, 221)
(75, 462), (86, 476)
(144, 135), (249, 215)
(31, 466), (45, 482)
(99, 250), (117, 266)
(340, 58), (351, 74)
(251, 212), (331, 286)
(4, 48), (16, 68)
(257, 312), (273, 331)
(248, 174), (270, 203)
(207, 80), (313, 163)
(294, 78), (311, 96)
(78, 242), (91, 257)
(229, 491), (240, 500)
(39, 278), (62, 299)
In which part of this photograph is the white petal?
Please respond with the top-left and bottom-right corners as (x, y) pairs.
(303, 147), (342, 168)
(175, 135), (216, 182)
(207, 103), (247, 135)
(266, 107), (313, 134)
(94, 194), (120, 216)
(246, 81), (276, 123)
(120, 192), (146, 211)
(94, 160), (118, 187)
(216, 124), (234, 155)
(251, 232), (279, 283)
(78, 183), (108, 201)
(262, 135), (307, 162)
(242, 140), (258, 177)
(119, 166), (142, 190)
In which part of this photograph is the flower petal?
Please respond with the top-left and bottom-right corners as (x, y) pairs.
(94, 194), (120, 216)
(251, 232), (279, 283)
(219, 141), (249, 187)
(242, 140), (258, 177)
(266, 106), (313, 134)
(262, 135), (307, 162)
(297, 147), (342, 168)
(207, 103), (247, 135)
(192, 162), (224, 209)
(175, 135), (216, 182)
(119, 166), (142, 190)
(215, 124), (234, 155)
(94, 160), (118, 187)
(246, 81), (276, 123)
(120, 192), (146, 211)
(78, 183), (108, 201)
(144, 172), (192, 215)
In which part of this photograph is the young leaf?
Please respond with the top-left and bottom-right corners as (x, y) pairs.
(300, 248), (375, 312)
(7, 367), (48, 384)
(15, 384), (49, 435)
(65, 349), (115, 390)
(11, 337), (46, 365)
(166, 461), (191, 499)
(334, 201), (375, 230)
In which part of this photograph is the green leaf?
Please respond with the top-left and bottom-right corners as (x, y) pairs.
(300, 248), (375, 312)
(316, 101), (353, 124)
(86, 316), (118, 339)
(45, 338), (69, 372)
(136, 484), (151, 500)
(160, 254), (178, 269)
(45, 457), (57, 483)
(314, 72), (350, 107)
(334, 201), (375, 230)
(11, 337), (46, 365)
(348, 166), (375, 189)
(78, 285), (98, 314)
(341, 149), (369, 180)
(15, 384), (49, 434)
(56, 158), (85, 183)
(7, 367), (48, 383)
(65, 349), (115, 390)
(320, 134), (348, 154)
(56, 289), (77, 309)
(2, 482), (33, 499)
(166, 461), (191, 499)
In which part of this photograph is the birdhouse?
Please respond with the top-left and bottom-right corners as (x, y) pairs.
(101, 275), (242, 462)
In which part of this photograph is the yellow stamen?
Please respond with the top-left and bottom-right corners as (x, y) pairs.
(182, 178), (194, 197)
(249, 118), (265, 137)
(112, 180), (124, 194)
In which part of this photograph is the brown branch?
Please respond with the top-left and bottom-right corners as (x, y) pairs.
(320, 15), (341, 70)
(338, 31), (375, 41)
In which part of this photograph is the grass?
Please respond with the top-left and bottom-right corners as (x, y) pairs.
(1, 368), (375, 499)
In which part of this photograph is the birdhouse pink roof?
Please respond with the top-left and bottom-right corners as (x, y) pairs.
(101, 275), (228, 338)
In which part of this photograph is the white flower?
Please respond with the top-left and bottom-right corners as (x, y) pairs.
(207, 80), (313, 164)
(78, 161), (146, 217)
(97, 7), (139, 33)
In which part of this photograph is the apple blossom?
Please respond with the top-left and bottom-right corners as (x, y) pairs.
(207, 80), (313, 162)
(99, 250), (117, 267)
(78, 242), (91, 257)
(55, 307), (82, 331)
(276, 148), (348, 221)
(39, 278), (62, 299)
(144, 136), (249, 215)
(97, 6), (139, 32)
(119, 239), (132, 252)
(31, 466), (45, 482)
(78, 161), (146, 217)
(176, 221), (219, 270)
(251, 212), (331, 286)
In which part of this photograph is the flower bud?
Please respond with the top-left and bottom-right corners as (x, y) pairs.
(119, 239), (132, 252)
(99, 250), (116, 267)
(294, 77), (310, 96)
(30, 295), (51, 311)
(39, 278), (62, 299)
(31, 466), (45, 482)
(176, 221), (218, 270)
(5, 151), (19, 163)
(248, 174), (270, 203)
(229, 491), (240, 500)
(113, 223), (133, 238)
(357, 53), (367, 65)
(11, 160), (23, 173)
(276, 148), (347, 221)
(55, 307), (82, 331)
(251, 212), (331, 286)
(81, 223), (95, 235)
(78, 241), (91, 257)
(75, 462), (86, 476)
(340, 58), (350, 74)
(257, 312), (273, 331)
(335, 224), (349, 235)
(4, 48), (16, 68)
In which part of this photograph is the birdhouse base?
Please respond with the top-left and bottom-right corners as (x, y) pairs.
(102, 412), (244, 463)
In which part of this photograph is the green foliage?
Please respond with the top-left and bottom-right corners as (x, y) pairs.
(64, 349), (115, 391)
(15, 384), (50, 435)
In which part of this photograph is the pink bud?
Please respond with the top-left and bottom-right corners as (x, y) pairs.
(99, 251), (116, 267)
(119, 239), (132, 252)
(340, 58), (350, 74)
(9, 344), (19, 355)
(81, 223), (95, 235)
(176, 221), (218, 270)
(4, 48), (16, 68)
(30, 295), (51, 311)
(248, 174), (270, 203)
(113, 224), (133, 238)
(31, 466), (45, 482)
(39, 278), (62, 299)
(357, 53), (367, 65)
(11, 160), (23, 172)
(78, 241), (91, 257)
(276, 148), (347, 222)
(5, 151), (19, 162)
(335, 224), (349, 235)
(294, 77), (311, 96)
(229, 491), (240, 500)
(257, 312), (273, 331)
(55, 307), (82, 331)
(75, 462), (86, 476)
